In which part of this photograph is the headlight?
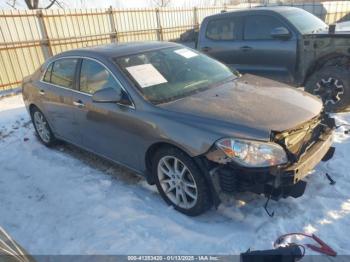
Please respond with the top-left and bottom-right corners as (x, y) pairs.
(216, 138), (288, 167)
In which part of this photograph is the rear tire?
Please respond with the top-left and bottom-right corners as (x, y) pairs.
(152, 146), (212, 216)
(305, 66), (350, 112)
(30, 106), (56, 147)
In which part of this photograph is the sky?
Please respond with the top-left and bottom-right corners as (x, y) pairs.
(0, 0), (227, 9)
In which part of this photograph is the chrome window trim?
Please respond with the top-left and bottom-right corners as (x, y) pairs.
(40, 55), (136, 109)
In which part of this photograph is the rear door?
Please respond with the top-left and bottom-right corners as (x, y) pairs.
(198, 15), (245, 70)
(240, 14), (297, 83)
(39, 57), (82, 143)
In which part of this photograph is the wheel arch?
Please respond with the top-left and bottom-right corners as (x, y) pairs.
(28, 103), (56, 133)
(304, 53), (350, 85)
(144, 141), (220, 207)
(145, 141), (194, 183)
(29, 103), (39, 115)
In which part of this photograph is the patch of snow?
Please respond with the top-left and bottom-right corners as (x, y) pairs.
(0, 95), (350, 255)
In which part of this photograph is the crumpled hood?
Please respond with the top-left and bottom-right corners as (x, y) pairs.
(159, 74), (323, 135)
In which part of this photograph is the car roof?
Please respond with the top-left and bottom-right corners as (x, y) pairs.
(206, 6), (302, 19)
(53, 41), (180, 60)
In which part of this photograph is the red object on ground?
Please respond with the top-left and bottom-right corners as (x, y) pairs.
(274, 232), (337, 257)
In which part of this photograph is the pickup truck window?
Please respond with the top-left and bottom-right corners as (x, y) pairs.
(206, 17), (239, 41)
(244, 15), (284, 40)
(280, 9), (328, 34)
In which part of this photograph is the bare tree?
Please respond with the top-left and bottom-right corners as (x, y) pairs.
(152, 0), (171, 7)
(24, 0), (58, 9)
(6, 0), (63, 9)
(5, 0), (18, 8)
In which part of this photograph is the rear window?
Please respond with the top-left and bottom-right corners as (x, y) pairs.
(43, 58), (78, 89)
(206, 17), (240, 41)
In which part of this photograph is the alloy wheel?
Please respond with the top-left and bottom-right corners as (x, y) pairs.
(157, 156), (198, 209)
(313, 77), (345, 105)
(33, 111), (51, 143)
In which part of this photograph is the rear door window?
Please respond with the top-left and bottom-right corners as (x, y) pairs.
(43, 63), (53, 82)
(49, 58), (78, 89)
(206, 17), (240, 41)
(244, 15), (284, 40)
(79, 59), (122, 95)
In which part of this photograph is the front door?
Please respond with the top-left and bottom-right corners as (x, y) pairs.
(73, 58), (142, 170)
(239, 14), (297, 84)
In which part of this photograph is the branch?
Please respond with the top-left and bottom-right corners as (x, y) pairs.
(54, 0), (65, 9)
(152, 0), (171, 7)
(44, 0), (57, 9)
(23, 0), (34, 9)
(5, 0), (17, 9)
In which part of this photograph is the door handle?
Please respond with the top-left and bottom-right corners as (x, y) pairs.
(201, 46), (212, 52)
(73, 100), (85, 108)
(39, 90), (45, 95)
(240, 46), (253, 52)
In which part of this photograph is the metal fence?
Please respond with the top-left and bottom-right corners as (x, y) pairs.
(1, 1), (350, 91)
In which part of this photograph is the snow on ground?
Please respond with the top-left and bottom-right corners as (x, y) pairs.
(1, 94), (350, 256)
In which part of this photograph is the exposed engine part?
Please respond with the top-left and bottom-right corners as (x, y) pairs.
(272, 113), (333, 162)
(204, 113), (335, 213)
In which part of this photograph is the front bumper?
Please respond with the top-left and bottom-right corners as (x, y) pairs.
(207, 130), (334, 201)
(285, 130), (333, 184)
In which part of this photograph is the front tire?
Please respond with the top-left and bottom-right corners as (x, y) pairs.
(305, 66), (350, 112)
(152, 147), (212, 216)
(31, 107), (56, 147)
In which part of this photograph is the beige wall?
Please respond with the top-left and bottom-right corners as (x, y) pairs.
(0, 2), (349, 90)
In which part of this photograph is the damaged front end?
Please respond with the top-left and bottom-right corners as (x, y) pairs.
(204, 113), (336, 203)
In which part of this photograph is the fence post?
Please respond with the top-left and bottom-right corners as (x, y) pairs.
(36, 9), (53, 59)
(155, 8), (163, 41)
(108, 6), (118, 43)
(193, 7), (199, 31)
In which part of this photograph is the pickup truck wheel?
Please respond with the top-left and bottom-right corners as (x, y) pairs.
(152, 147), (212, 216)
(305, 66), (350, 112)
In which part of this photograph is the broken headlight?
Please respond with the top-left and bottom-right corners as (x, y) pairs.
(216, 138), (288, 167)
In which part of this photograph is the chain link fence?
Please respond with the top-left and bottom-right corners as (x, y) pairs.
(1, 1), (349, 91)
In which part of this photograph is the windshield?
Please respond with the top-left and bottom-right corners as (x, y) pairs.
(281, 9), (328, 34)
(114, 47), (235, 103)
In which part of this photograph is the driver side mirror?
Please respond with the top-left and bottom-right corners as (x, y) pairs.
(270, 27), (291, 40)
(92, 87), (122, 103)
